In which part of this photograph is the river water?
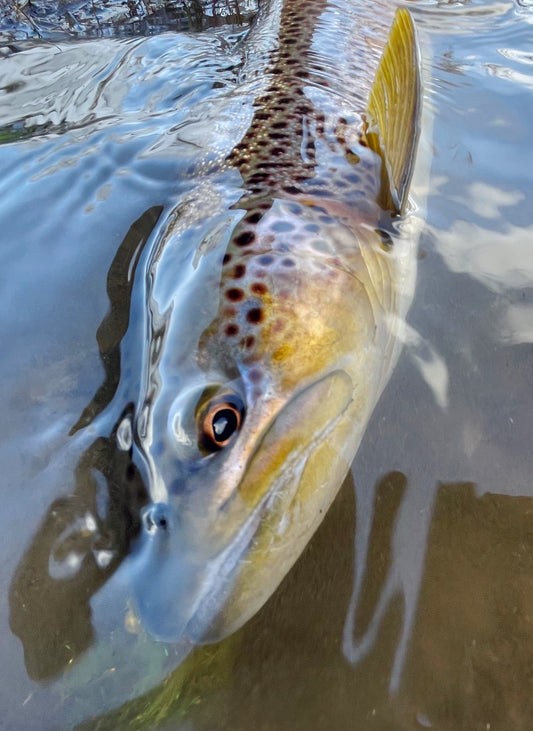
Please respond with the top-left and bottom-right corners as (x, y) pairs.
(1, 0), (532, 729)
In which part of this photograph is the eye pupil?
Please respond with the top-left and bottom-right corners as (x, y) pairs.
(212, 409), (238, 442)
(199, 397), (244, 452)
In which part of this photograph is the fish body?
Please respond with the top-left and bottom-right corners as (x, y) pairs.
(132, 1), (422, 643)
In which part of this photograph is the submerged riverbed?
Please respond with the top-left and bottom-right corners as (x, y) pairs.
(1, 0), (533, 728)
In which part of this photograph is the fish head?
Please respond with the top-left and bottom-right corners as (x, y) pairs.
(130, 195), (387, 644)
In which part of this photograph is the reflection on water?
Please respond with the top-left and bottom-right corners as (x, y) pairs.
(1, 0), (533, 728)
(0, 0), (257, 43)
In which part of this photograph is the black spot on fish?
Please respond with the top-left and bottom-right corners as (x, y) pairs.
(225, 324), (239, 336)
(244, 335), (255, 348)
(222, 253), (232, 265)
(233, 264), (246, 279)
(283, 185), (301, 195)
(250, 173), (270, 184)
(266, 161), (287, 169)
(247, 308), (264, 324)
(226, 288), (244, 302)
(246, 211), (263, 224)
(282, 258), (295, 267)
(235, 231), (255, 247)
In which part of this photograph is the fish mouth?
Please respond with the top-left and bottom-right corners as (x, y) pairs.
(132, 369), (355, 645)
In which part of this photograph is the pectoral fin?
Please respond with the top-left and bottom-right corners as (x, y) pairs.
(365, 8), (421, 215)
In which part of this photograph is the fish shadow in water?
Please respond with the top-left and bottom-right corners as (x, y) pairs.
(8, 207), (163, 681)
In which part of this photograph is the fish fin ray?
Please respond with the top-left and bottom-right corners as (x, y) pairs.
(364, 8), (421, 215)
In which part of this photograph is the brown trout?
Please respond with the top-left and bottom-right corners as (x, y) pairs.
(132, 1), (422, 643)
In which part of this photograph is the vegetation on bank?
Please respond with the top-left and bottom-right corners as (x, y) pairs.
(0, 0), (257, 43)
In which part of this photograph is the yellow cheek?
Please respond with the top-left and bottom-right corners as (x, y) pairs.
(272, 343), (294, 363)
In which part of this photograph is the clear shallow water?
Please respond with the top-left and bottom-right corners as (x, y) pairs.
(1, 0), (533, 729)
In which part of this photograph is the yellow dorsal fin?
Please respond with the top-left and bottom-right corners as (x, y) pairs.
(364, 8), (421, 215)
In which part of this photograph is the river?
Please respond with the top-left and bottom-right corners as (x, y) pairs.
(1, 0), (532, 728)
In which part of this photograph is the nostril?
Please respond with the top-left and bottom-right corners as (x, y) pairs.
(143, 503), (171, 534)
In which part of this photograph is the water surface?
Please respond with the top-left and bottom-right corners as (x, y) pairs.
(1, 0), (533, 728)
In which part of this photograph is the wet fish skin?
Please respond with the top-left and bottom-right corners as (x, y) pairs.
(133, 2), (421, 643)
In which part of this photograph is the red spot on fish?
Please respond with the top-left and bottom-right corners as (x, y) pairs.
(251, 282), (268, 295)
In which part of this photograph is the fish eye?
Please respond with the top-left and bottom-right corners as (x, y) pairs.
(199, 395), (244, 452)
